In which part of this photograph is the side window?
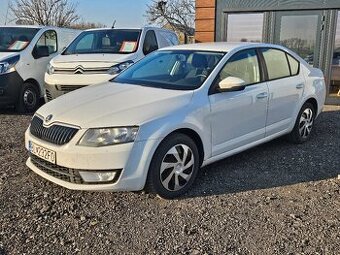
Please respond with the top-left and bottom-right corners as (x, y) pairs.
(143, 30), (158, 55)
(36, 30), (57, 54)
(261, 48), (290, 80)
(217, 49), (261, 86)
(287, 54), (300, 76)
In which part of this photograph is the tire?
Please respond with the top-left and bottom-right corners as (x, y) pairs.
(145, 133), (200, 199)
(17, 82), (40, 114)
(287, 102), (316, 144)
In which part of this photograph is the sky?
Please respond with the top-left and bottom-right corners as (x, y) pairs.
(0, 0), (152, 27)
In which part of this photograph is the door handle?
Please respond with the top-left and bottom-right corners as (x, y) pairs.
(256, 92), (268, 99)
(296, 83), (304, 89)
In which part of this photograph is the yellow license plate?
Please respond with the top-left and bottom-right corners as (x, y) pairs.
(29, 141), (56, 164)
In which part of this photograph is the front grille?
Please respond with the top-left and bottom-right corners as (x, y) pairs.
(30, 154), (84, 184)
(54, 67), (110, 75)
(58, 85), (87, 92)
(30, 116), (79, 145)
(46, 90), (52, 101)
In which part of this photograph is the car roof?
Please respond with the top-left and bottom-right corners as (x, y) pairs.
(0, 25), (44, 29)
(160, 42), (288, 53)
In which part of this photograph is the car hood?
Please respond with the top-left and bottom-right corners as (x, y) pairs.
(37, 82), (194, 128)
(0, 52), (19, 61)
(51, 53), (136, 68)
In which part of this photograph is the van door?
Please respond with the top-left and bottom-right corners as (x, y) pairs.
(31, 30), (58, 92)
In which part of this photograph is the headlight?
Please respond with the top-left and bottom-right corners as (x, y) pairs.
(47, 63), (55, 75)
(0, 55), (20, 75)
(78, 127), (139, 147)
(107, 60), (134, 75)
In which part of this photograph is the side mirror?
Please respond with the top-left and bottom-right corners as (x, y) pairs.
(34, 46), (50, 59)
(218, 77), (246, 92)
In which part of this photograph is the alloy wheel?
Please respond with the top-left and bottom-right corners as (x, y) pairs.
(299, 108), (314, 139)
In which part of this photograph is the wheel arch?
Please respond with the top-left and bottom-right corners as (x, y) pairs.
(163, 128), (205, 166)
(23, 78), (42, 97)
(304, 97), (318, 114)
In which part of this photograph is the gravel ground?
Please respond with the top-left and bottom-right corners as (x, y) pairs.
(0, 105), (339, 255)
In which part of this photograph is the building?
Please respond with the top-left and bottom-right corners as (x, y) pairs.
(196, 0), (340, 104)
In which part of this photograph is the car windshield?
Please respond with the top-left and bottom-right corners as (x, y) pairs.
(63, 29), (141, 55)
(0, 27), (40, 52)
(113, 50), (225, 90)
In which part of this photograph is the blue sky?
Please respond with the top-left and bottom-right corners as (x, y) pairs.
(0, 0), (152, 27)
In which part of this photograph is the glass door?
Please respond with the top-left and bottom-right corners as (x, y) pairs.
(274, 11), (323, 67)
(330, 12), (340, 97)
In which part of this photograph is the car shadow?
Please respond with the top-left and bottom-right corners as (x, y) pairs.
(184, 109), (340, 199)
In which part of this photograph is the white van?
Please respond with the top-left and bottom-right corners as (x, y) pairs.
(0, 25), (80, 112)
(44, 27), (179, 101)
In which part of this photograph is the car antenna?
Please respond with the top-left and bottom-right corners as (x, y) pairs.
(112, 20), (116, 29)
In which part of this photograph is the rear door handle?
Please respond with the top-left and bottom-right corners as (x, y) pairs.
(256, 92), (268, 99)
(296, 83), (304, 89)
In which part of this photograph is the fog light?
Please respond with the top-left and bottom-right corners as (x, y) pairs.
(79, 171), (118, 183)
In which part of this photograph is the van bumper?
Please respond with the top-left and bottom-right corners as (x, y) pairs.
(0, 71), (24, 107)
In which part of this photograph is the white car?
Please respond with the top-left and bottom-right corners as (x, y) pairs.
(44, 27), (179, 101)
(25, 42), (326, 199)
(0, 25), (80, 112)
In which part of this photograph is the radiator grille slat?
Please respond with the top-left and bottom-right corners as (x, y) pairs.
(30, 116), (78, 145)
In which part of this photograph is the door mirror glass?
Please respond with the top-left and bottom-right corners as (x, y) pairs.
(218, 77), (246, 92)
(34, 46), (50, 58)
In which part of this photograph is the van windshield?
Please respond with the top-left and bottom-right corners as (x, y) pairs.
(63, 29), (141, 55)
(0, 27), (40, 52)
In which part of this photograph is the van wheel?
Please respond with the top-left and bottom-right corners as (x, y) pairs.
(17, 82), (40, 114)
(145, 133), (200, 199)
(287, 102), (315, 144)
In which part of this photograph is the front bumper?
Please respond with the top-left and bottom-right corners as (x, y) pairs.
(25, 128), (160, 192)
(0, 71), (24, 107)
(44, 73), (115, 101)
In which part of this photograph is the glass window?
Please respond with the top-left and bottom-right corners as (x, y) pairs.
(330, 12), (340, 97)
(114, 50), (225, 90)
(261, 48), (290, 80)
(277, 14), (319, 66)
(287, 54), (300, 76)
(143, 30), (159, 55)
(0, 27), (40, 52)
(36, 30), (57, 54)
(217, 49), (261, 86)
(227, 13), (264, 42)
(64, 29), (141, 55)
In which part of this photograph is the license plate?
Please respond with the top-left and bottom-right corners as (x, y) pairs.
(29, 141), (56, 164)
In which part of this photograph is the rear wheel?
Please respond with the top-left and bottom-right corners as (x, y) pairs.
(288, 102), (315, 144)
(17, 82), (40, 114)
(145, 133), (200, 199)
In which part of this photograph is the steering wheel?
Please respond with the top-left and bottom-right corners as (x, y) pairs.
(194, 74), (207, 79)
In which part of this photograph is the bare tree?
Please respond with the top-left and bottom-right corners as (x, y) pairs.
(146, 0), (195, 42)
(70, 20), (106, 30)
(10, 0), (79, 27)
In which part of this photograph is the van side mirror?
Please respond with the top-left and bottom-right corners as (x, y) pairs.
(33, 46), (50, 59)
(218, 77), (246, 92)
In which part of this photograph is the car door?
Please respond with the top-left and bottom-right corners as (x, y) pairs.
(259, 48), (304, 136)
(32, 30), (58, 88)
(209, 48), (269, 156)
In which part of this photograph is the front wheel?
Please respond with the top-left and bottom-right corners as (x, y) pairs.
(145, 133), (200, 199)
(17, 82), (40, 114)
(287, 102), (316, 144)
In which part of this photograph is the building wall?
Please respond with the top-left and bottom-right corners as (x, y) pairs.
(195, 0), (216, 42)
